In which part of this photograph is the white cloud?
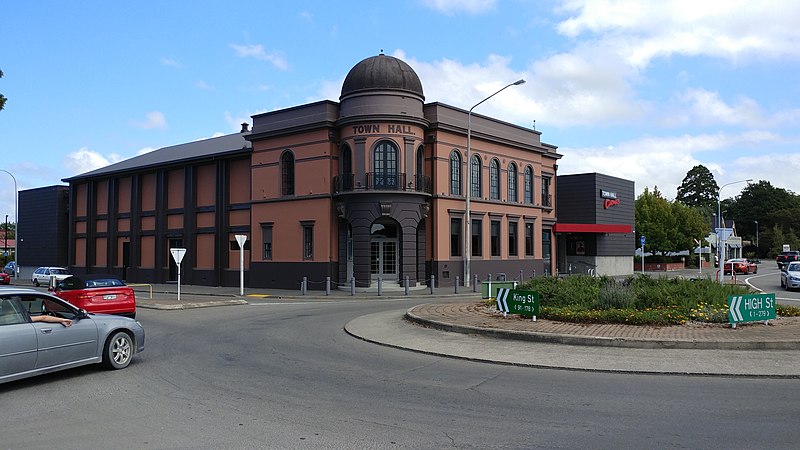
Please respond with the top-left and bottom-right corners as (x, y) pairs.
(230, 44), (289, 71)
(160, 57), (182, 68)
(195, 80), (212, 90)
(558, 131), (783, 199)
(421, 0), (498, 15)
(131, 111), (167, 130)
(395, 49), (644, 128)
(63, 147), (121, 176)
(555, 0), (800, 68)
(671, 88), (800, 128)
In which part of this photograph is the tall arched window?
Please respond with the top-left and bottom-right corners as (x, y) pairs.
(490, 158), (500, 200)
(373, 140), (398, 188)
(470, 155), (482, 198)
(281, 150), (294, 196)
(449, 150), (462, 196)
(524, 166), (533, 204)
(341, 145), (353, 191)
(508, 162), (518, 203)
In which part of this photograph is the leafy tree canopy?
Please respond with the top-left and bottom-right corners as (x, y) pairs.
(635, 187), (709, 255)
(676, 165), (718, 210)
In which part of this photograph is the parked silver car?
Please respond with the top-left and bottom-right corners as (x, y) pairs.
(0, 288), (145, 385)
(31, 266), (71, 287)
(780, 262), (800, 291)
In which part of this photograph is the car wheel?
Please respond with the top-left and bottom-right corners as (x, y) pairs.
(102, 331), (133, 370)
(33, 278), (40, 287)
(754, 267), (758, 274)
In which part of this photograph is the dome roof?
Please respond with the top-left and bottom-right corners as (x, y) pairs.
(341, 54), (424, 99)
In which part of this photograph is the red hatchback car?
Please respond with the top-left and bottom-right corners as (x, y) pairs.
(0, 271), (9, 284)
(52, 275), (136, 318)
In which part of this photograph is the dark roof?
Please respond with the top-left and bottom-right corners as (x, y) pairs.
(341, 54), (424, 99)
(62, 133), (251, 182)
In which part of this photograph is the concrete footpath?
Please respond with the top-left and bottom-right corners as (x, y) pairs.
(127, 276), (800, 377)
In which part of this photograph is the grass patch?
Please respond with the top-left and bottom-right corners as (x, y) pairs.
(496, 274), (800, 326)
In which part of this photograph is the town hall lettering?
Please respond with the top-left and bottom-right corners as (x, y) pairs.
(352, 124), (416, 136)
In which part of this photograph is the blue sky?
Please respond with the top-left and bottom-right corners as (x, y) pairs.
(2, 0), (800, 221)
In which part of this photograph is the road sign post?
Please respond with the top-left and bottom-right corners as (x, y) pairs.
(235, 234), (247, 296)
(640, 235), (645, 275)
(170, 248), (187, 301)
(496, 288), (539, 321)
(728, 293), (775, 328)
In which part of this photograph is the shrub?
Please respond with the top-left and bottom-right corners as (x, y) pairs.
(512, 274), (799, 326)
(594, 279), (636, 309)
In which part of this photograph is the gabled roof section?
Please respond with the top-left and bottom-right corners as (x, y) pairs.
(62, 133), (251, 182)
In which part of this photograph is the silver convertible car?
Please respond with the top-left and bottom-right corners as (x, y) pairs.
(0, 288), (145, 384)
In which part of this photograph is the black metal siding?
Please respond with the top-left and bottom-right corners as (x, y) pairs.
(18, 186), (70, 267)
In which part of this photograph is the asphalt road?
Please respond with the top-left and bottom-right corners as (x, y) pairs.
(2, 295), (800, 449)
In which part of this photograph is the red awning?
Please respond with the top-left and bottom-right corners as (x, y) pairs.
(553, 223), (632, 234)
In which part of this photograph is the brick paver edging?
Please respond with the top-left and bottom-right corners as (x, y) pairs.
(405, 302), (800, 350)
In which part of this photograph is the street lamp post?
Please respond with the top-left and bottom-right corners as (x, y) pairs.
(464, 79), (525, 287)
(717, 179), (752, 281)
(754, 220), (759, 260)
(0, 169), (18, 277)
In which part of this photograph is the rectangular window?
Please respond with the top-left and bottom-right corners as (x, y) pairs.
(508, 221), (518, 256)
(525, 223), (534, 256)
(262, 224), (273, 260)
(450, 218), (462, 257)
(302, 222), (314, 260)
(471, 218), (482, 257)
(542, 229), (551, 260)
(542, 176), (551, 207)
(491, 220), (501, 256)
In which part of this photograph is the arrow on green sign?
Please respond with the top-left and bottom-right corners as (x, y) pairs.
(496, 288), (539, 320)
(728, 293), (775, 328)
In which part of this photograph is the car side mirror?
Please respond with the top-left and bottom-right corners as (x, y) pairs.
(76, 308), (89, 320)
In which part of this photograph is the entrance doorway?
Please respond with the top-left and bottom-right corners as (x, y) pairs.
(370, 219), (398, 281)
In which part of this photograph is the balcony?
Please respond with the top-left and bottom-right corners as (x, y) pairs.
(333, 172), (432, 194)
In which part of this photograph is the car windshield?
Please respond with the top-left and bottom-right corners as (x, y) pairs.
(789, 263), (800, 272)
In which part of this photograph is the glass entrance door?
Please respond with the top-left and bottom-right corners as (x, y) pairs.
(370, 240), (397, 280)
(370, 219), (398, 280)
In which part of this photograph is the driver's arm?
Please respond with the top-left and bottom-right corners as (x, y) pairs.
(30, 315), (72, 327)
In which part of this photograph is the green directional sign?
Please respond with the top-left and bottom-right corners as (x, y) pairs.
(496, 288), (539, 318)
(728, 293), (775, 327)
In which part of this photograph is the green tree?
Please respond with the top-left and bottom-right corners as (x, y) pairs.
(0, 69), (6, 111)
(676, 165), (718, 210)
(723, 180), (800, 257)
(636, 187), (709, 255)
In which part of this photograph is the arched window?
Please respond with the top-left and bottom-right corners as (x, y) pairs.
(281, 150), (294, 196)
(449, 150), (462, 196)
(524, 166), (533, 204)
(508, 162), (518, 203)
(373, 140), (398, 188)
(340, 145), (353, 191)
(470, 155), (482, 198)
(490, 158), (500, 200)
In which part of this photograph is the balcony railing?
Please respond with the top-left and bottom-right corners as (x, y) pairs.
(542, 193), (552, 207)
(333, 172), (432, 194)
